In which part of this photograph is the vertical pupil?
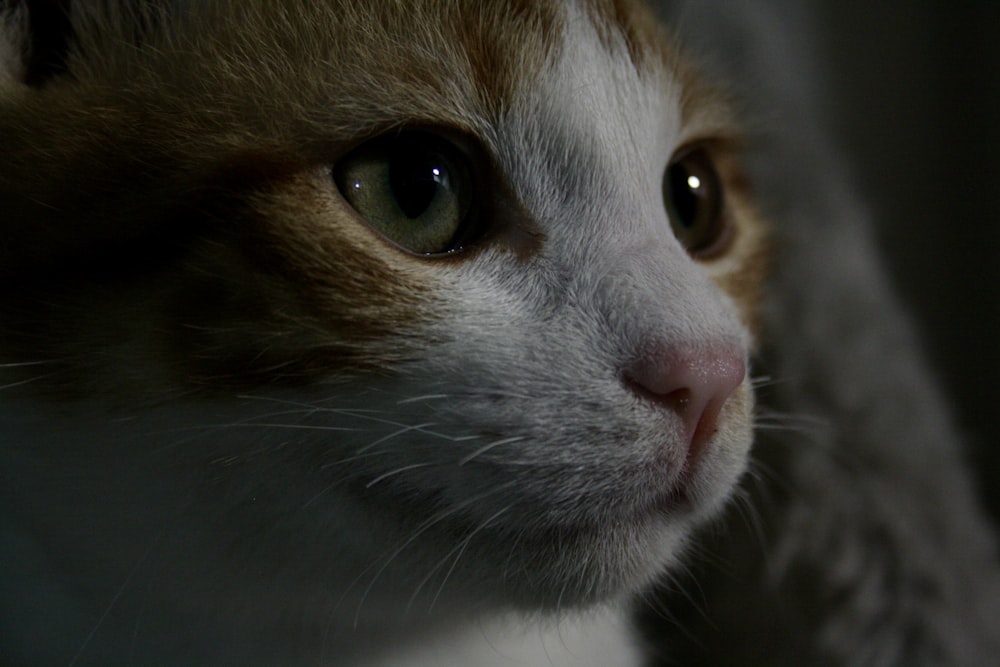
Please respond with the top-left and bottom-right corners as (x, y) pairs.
(390, 152), (444, 219)
(669, 163), (700, 229)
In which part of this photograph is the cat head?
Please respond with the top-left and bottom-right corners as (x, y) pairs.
(0, 0), (767, 615)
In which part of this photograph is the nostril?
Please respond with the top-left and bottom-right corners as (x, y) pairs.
(624, 341), (746, 457)
(663, 388), (692, 414)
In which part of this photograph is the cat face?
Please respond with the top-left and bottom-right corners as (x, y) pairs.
(0, 0), (766, 628)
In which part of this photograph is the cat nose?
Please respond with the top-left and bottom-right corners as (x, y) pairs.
(624, 342), (746, 457)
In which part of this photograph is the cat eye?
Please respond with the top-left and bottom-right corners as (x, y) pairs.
(333, 132), (477, 255)
(663, 146), (729, 258)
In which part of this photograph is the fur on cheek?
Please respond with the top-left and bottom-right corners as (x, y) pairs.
(0, 169), (447, 400)
(165, 172), (449, 388)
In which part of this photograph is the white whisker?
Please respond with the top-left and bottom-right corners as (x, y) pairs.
(752, 407), (831, 438)
(755, 409), (829, 425)
(430, 506), (511, 611)
(222, 422), (361, 432)
(236, 394), (381, 415)
(0, 373), (56, 392)
(458, 436), (527, 466)
(355, 423), (438, 455)
(365, 463), (432, 488)
(306, 450), (405, 508)
(407, 505), (511, 613)
(351, 481), (517, 627)
(68, 530), (162, 667)
(749, 374), (782, 389)
(143, 405), (361, 448)
(239, 395), (482, 444)
(753, 422), (820, 435)
(319, 449), (399, 471)
(396, 394), (450, 405)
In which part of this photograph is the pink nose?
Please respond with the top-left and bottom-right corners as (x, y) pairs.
(625, 342), (746, 459)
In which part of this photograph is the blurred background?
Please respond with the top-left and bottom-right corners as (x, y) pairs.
(815, 3), (1000, 520)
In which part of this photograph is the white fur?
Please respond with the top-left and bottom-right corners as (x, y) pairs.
(370, 607), (640, 667)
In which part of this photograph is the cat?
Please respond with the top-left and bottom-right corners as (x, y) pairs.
(0, 1), (765, 664)
(2, 1), (998, 666)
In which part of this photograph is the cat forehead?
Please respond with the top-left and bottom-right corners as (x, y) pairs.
(316, 0), (709, 135)
(140, 0), (711, 137)
(20, 1), (727, 153)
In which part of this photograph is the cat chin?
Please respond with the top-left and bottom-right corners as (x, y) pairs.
(336, 510), (691, 616)
(343, 439), (748, 613)
(482, 519), (694, 611)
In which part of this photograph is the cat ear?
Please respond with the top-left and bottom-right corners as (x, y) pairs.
(1, 0), (75, 87)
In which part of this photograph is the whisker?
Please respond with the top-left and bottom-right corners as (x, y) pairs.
(305, 449), (408, 508)
(221, 422), (361, 432)
(458, 436), (526, 466)
(395, 394), (450, 405)
(236, 394), (382, 415)
(752, 406), (831, 439)
(730, 486), (768, 555)
(365, 463), (433, 488)
(319, 449), (400, 471)
(0, 360), (56, 367)
(752, 421), (821, 435)
(637, 576), (709, 651)
(143, 405), (363, 449)
(554, 574), (571, 619)
(266, 407), (471, 444)
(350, 481), (517, 627)
(355, 423), (438, 455)
(463, 389), (536, 401)
(500, 526), (528, 586)
(0, 373), (56, 392)
(407, 505), (511, 613)
(352, 419), (468, 442)
(68, 529), (163, 667)
(748, 374), (805, 391)
(301, 485), (338, 511)
(755, 409), (829, 426)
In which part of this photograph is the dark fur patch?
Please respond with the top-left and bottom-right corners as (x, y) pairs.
(0, 137), (437, 399)
(21, 0), (74, 86)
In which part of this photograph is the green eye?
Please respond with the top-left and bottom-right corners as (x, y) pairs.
(333, 132), (476, 255)
(663, 146), (729, 258)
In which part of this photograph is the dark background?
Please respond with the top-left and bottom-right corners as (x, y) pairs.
(817, 3), (1000, 520)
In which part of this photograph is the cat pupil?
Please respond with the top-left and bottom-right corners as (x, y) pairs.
(668, 162), (701, 229)
(390, 152), (445, 219)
